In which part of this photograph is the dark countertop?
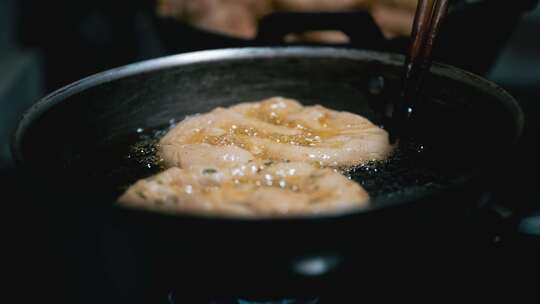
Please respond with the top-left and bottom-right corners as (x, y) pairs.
(486, 7), (540, 239)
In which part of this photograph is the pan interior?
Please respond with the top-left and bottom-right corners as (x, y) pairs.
(16, 48), (519, 215)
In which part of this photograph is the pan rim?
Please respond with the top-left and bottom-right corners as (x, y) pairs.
(11, 46), (524, 222)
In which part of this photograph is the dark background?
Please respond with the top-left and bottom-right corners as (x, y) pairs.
(1, 0), (540, 303)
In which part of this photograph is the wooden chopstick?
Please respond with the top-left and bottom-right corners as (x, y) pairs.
(390, 0), (450, 141)
(418, 0), (450, 78)
(407, 0), (436, 75)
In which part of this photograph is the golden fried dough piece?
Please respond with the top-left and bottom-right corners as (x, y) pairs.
(118, 161), (368, 217)
(159, 97), (393, 169)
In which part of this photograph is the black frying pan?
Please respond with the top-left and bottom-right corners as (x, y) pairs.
(12, 47), (522, 302)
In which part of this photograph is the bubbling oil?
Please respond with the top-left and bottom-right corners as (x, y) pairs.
(76, 121), (454, 208)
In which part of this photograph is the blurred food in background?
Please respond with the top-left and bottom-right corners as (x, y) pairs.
(15, 0), (536, 92)
(156, 0), (417, 42)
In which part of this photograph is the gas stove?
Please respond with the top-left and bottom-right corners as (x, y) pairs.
(172, 297), (321, 304)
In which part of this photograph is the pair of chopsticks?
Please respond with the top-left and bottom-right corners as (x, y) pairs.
(389, 0), (450, 141)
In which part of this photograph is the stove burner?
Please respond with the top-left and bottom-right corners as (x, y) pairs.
(222, 299), (318, 304)
(168, 293), (319, 304)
